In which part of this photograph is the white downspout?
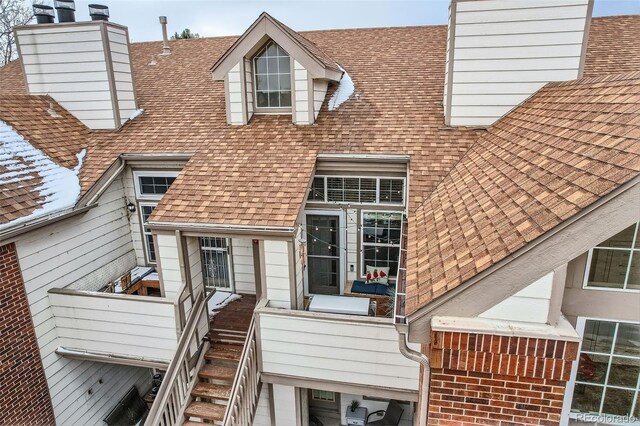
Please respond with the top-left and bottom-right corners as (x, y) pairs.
(397, 324), (430, 425)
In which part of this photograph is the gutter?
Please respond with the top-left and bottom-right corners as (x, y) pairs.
(148, 220), (296, 237)
(56, 346), (169, 369)
(397, 324), (430, 426)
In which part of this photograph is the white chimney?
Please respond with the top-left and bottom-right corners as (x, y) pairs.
(15, 17), (137, 130)
(444, 0), (594, 127)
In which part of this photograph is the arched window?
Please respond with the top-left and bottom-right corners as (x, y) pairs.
(253, 41), (292, 108)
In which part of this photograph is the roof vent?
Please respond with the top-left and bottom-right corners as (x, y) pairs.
(54, 0), (75, 23)
(89, 4), (109, 21)
(33, 4), (55, 24)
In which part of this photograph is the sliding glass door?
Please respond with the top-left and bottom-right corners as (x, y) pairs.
(305, 212), (344, 295)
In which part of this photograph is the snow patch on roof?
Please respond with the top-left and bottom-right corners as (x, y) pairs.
(128, 108), (144, 121)
(0, 120), (85, 230)
(328, 65), (354, 111)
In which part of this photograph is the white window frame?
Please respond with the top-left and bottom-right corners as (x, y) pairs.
(133, 171), (179, 265)
(138, 201), (158, 265)
(133, 170), (179, 201)
(563, 316), (640, 425)
(360, 210), (403, 280)
(200, 237), (234, 292)
(582, 222), (640, 293)
(252, 40), (293, 111)
(303, 209), (346, 296)
(309, 175), (406, 206)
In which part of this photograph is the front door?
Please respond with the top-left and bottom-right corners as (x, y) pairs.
(305, 212), (343, 295)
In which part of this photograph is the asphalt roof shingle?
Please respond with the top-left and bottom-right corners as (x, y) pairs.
(406, 71), (640, 314)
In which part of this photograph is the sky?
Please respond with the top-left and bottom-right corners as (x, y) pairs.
(32, 0), (640, 42)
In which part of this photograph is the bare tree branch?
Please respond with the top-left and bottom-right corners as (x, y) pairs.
(0, 0), (34, 65)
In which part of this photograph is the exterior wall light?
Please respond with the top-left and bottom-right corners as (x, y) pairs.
(127, 202), (136, 213)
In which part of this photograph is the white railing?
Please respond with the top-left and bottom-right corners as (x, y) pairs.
(222, 313), (260, 426)
(145, 288), (209, 426)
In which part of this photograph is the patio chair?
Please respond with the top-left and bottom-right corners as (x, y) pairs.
(366, 400), (404, 425)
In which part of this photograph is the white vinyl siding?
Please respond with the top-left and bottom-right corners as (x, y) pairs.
(445, 0), (590, 126)
(272, 384), (298, 425)
(228, 62), (244, 125)
(14, 176), (152, 424)
(156, 233), (182, 300)
(231, 238), (256, 294)
(264, 240), (291, 308)
(49, 291), (179, 363)
(294, 60), (311, 124)
(252, 384), (272, 426)
(479, 272), (554, 323)
(258, 310), (420, 391)
(313, 79), (328, 119)
(15, 22), (135, 130)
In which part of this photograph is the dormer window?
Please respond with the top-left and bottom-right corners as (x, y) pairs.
(254, 41), (292, 109)
(211, 12), (343, 125)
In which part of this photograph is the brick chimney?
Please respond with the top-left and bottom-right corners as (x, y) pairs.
(444, 0), (594, 127)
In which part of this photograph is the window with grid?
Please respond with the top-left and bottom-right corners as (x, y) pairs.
(200, 237), (232, 290)
(570, 319), (640, 419)
(326, 177), (377, 203)
(138, 175), (176, 196)
(362, 212), (402, 277)
(140, 204), (157, 263)
(254, 41), (291, 108)
(308, 176), (405, 205)
(585, 222), (639, 291)
(311, 390), (336, 402)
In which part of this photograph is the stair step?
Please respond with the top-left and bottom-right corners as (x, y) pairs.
(183, 422), (206, 426)
(192, 383), (232, 400)
(184, 401), (226, 422)
(199, 364), (237, 382)
(205, 345), (243, 362)
(211, 328), (248, 336)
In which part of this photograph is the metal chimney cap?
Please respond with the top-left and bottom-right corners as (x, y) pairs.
(54, 0), (75, 10)
(33, 4), (55, 24)
(88, 4), (109, 21)
(159, 16), (167, 24)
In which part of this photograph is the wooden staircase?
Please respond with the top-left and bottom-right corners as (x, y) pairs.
(183, 329), (247, 424)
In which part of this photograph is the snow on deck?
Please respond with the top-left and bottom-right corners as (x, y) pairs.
(207, 291), (242, 317)
(0, 120), (85, 230)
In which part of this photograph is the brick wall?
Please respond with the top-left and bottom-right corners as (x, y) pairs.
(0, 243), (55, 425)
(427, 330), (579, 425)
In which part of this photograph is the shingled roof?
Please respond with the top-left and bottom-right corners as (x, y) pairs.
(406, 71), (640, 314)
(0, 15), (638, 303)
(0, 96), (87, 227)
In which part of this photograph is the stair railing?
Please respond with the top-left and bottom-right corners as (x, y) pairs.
(145, 288), (208, 426)
(222, 313), (260, 426)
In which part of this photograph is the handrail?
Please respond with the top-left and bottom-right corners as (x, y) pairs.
(145, 288), (208, 426)
(222, 313), (260, 426)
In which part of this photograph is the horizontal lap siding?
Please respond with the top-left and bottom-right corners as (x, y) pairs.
(259, 313), (420, 390)
(479, 272), (553, 323)
(313, 80), (328, 119)
(14, 177), (152, 424)
(16, 25), (116, 129)
(264, 240), (291, 308)
(294, 61), (312, 124)
(107, 26), (136, 125)
(228, 62), (244, 124)
(49, 294), (178, 362)
(446, 0), (589, 126)
(252, 384), (272, 426)
(157, 233), (182, 299)
(232, 238), (256, 294)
